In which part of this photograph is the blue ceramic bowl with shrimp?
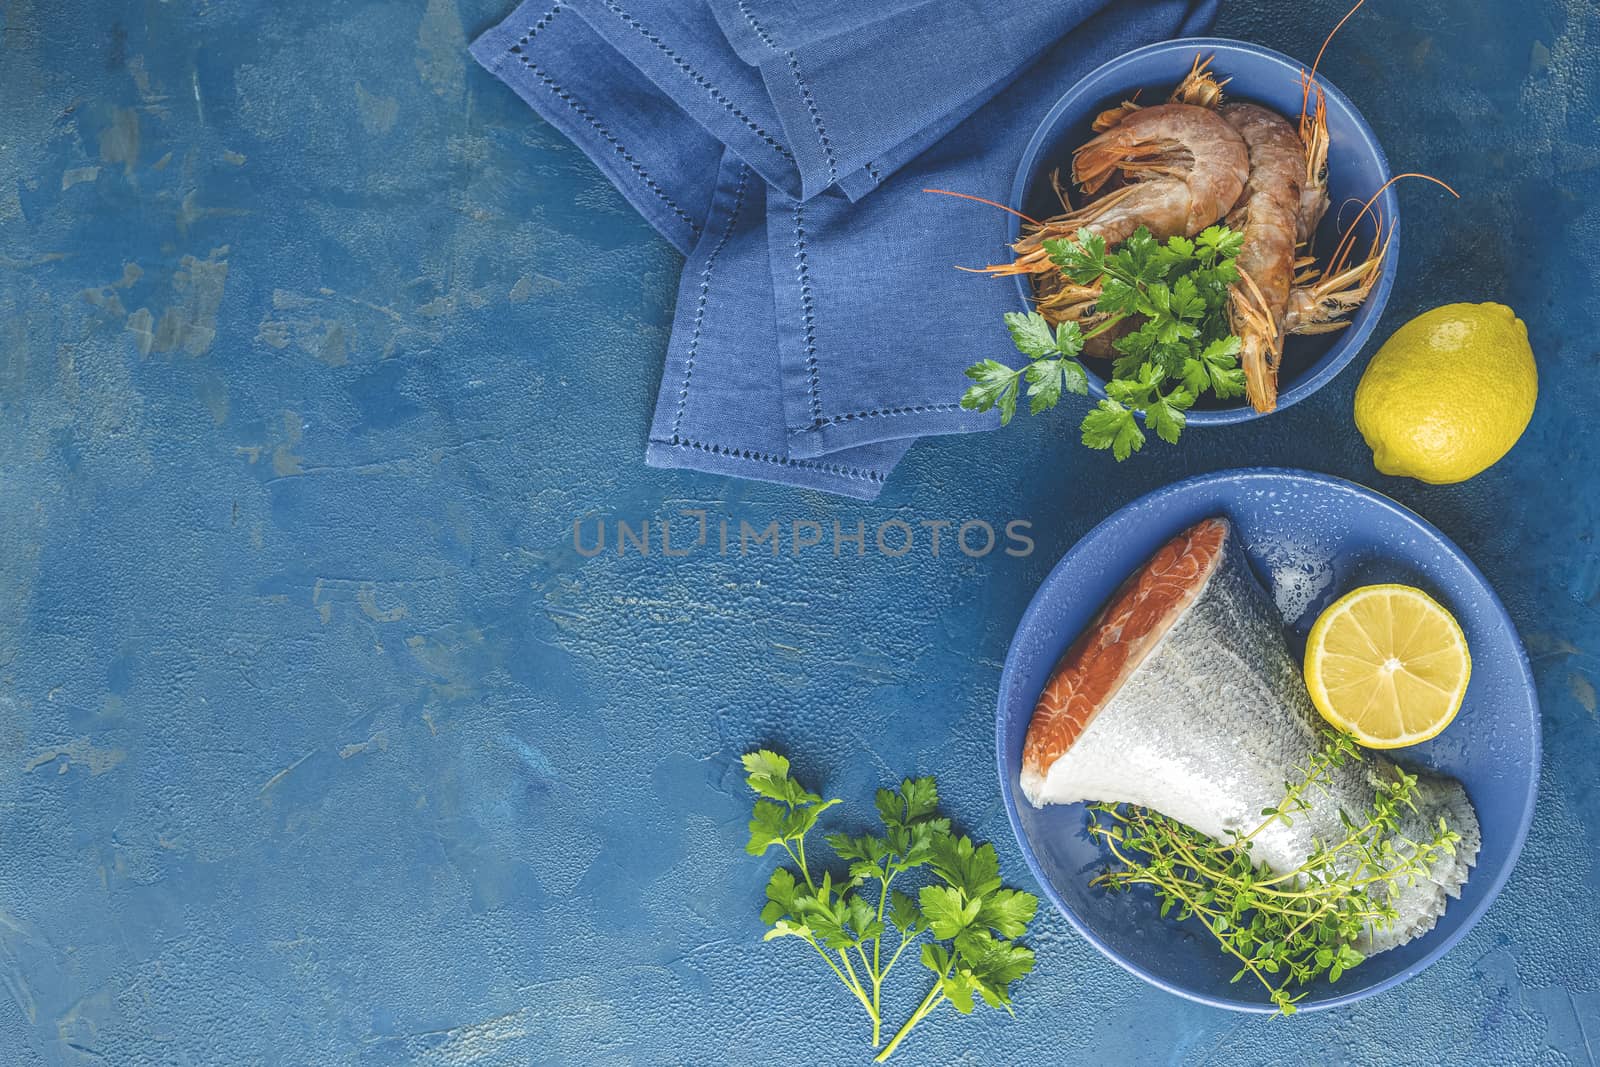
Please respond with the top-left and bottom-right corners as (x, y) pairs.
(995, 468), (1540, 1012)
(1009, 38), (1399, 424)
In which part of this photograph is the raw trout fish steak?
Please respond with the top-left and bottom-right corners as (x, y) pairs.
(1020, 517), (1480, 953)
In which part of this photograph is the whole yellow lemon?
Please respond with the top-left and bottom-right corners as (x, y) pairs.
(1353, 302), (1536, 484)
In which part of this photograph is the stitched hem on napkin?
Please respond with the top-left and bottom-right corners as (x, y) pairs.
(643, 440), (888, 499)
(469, 3), (713, 254)
(642, 155), (908, 499)
(568, 0), (806, 202)
(767, 193), (998, 459)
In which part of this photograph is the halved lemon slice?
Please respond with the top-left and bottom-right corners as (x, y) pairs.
(1303, 584), (1471, 748)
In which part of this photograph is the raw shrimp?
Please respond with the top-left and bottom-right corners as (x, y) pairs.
(1227, 96), (1394, 408)
(1087, 51), (1328, 252)
(985, 104), (1248, 277)
(1220, 102), (1305, 413)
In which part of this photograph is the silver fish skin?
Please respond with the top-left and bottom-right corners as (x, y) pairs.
(1022, 518), (1481, 954)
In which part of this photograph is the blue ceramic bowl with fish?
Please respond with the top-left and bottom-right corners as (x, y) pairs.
(995, 468), (1539, 1012)
(1008, 38), (1398, 424)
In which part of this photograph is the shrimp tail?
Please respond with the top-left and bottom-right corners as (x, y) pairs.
(1092, 99), (1143, 132)
(1092, 54), (1227, 133)
(1072, 133), (1132, 195)
(1171, 53), (1229, 109)
(1073, 128), (1193, 193)
(1233, 267), (1283, 413)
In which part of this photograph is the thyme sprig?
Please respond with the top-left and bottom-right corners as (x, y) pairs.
(1086, 731), (1462, 1014)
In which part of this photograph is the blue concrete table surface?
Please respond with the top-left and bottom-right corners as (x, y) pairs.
(1, 1), (1596, 1063)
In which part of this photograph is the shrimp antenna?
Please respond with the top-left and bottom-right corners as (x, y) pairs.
(1327, 173), (1460, 273)
(922, 188), (1044, 228)
(1300, 0), (1367, 126)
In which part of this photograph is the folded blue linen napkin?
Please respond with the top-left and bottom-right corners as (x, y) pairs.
(472, 0), (1217, 498)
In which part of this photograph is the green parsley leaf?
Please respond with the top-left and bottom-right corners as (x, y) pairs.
(1046, 227), (1110, 285)
(889, 889), (924, 934)
(1105, 361), (1165, 407)
(1163, 234), (1196, 260)
(1197, 223), (1244, 262)
(942, 971), (978, 1015)
(1024, 359), (1083, 415)
(1145, 387), (1194, 446)
(1169, 274), (1205, 322)
(762, 867), (800, 925)
(781, 798), (840, 842)
(741, 749), (789, 780)
(1199, 335), (1247, 399)
(1003, 311), (1058, 359)
(1080, 399), (1146, 461)
(955, 928), (1037, 990)
(764, 918), (811, 941)
(873, 787), (904, 829)
(977, 888), (1039, 939)
(743, 749), (820, 806)
(920, 885), (981, 940)
(901, 777), (940, 821)
(828, 831), (890, 866)
(960, 359), (1021, 425)
(1053, 320), (1085, 358)
(930, 835), (1002, 899)
(844, 892), (883, 944)
(1098, 276), (1141, 316)
(803, 901), (857, 950)
(746, 799), (790, 856)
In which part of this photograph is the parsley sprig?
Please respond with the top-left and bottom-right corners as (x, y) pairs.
(1086, 731), (1462, 1014)
(962, 225), (1249, 459)
(961, 314), (1091, 426)
(743, 750), (1038, 1060)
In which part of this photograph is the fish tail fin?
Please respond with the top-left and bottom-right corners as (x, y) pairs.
(1359, 771), (1481, 953)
